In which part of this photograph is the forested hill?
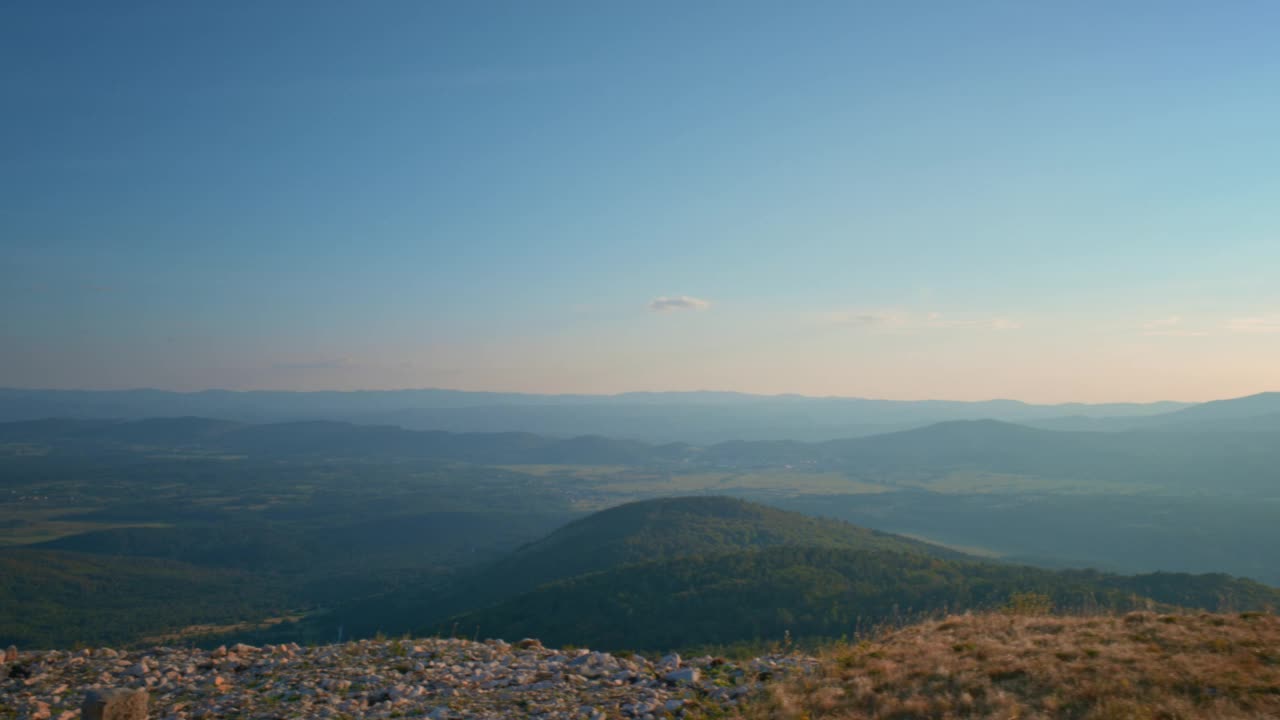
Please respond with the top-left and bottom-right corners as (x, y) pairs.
(477, 496), (969, 590)
(307, 497), (1280, 650)
(468, 496), (967, 605)
(446, 545), (1280, 651)
(302, 497), (965, 641)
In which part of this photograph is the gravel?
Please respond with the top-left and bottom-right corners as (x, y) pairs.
(0, 638), (815, 719)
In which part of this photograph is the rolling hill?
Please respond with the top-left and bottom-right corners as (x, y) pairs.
(0, 417), (677, 465)
(7, 414), (1280, 495)
(1157, 391), (1280, 422)
(308, 497), (1280, 651)
(446, 544), (1280, 651)
(465, 496), (968, 591)
(301, 496), (965, 641)
(1028, 392), (1280, 433)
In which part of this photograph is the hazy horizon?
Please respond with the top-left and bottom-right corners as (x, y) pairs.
(2, 383), (1270, 407)
(0, 358), (1272, 406)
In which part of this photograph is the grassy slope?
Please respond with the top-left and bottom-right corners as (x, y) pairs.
(755, 610), (1280, 719)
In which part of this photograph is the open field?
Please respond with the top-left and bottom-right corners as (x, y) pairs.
(495, 464), (633, 477)
(139, 612), (307, 645)
(599, 470), (895, 496)
(0, 521), (174, 547)
(898, 470), (1157, 495)
(0, 506), (173, 546)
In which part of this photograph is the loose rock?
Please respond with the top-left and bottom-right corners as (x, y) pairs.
(664, 667), (700, 684)
(81, 688), (148, 720)
(0, 637), (814, 719)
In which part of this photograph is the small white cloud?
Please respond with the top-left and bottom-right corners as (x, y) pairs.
(924, 312), (1022, 331)
(820, 310), (909, 329)
(1141, 315), (1208, 337)
(1225, 315), (1280, 335)
(824, 311), (895, 327)
(1144, 315), (1183, 330)
(649, 295), (711, 312)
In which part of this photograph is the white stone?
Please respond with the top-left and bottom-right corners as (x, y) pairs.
(663, 668), (700, 684)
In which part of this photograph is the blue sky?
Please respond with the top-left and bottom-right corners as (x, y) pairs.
(3, 1), (1279, 401)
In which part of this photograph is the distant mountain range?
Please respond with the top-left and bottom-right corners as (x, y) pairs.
(1, 387), (1232, 443)
(1026, 392), (1280, 433)
(5, 397), (1280, 494)
(0, 417), (673, 465)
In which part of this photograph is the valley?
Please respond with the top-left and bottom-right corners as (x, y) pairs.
(2, 403), (1279, 650)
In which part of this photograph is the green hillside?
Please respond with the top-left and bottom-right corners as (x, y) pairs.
(303, 496), (962, 641)
(445, 545), (1280, 652)
(318, 497), (1280, 648)
(473, 495), (965, 591)
(0, 550), (293, 647)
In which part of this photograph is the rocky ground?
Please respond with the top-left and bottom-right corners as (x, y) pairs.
(0, 638), (815, 719)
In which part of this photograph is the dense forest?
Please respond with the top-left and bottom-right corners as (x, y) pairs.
(303, 498), (1280, 651)
(444, 544), (1280, 651)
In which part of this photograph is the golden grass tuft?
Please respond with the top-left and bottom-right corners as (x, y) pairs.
(749, 611), (1280, 719)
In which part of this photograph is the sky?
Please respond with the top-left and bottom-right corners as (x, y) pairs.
(3, 1), (1279, 403)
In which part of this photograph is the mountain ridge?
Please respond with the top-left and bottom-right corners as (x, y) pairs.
(7, 415), (1280, 496)
(0, 387), (1205, 443)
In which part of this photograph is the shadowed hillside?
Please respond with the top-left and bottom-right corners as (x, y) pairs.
(307, 496), (964, 642)
(0, 551), (293, 647)
(472, 496), (967, 592)
(444, 545), (1280, 651)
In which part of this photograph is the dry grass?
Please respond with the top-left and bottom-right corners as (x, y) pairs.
(750, 611), (1280, 719)
(138, 612), (306, 644)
